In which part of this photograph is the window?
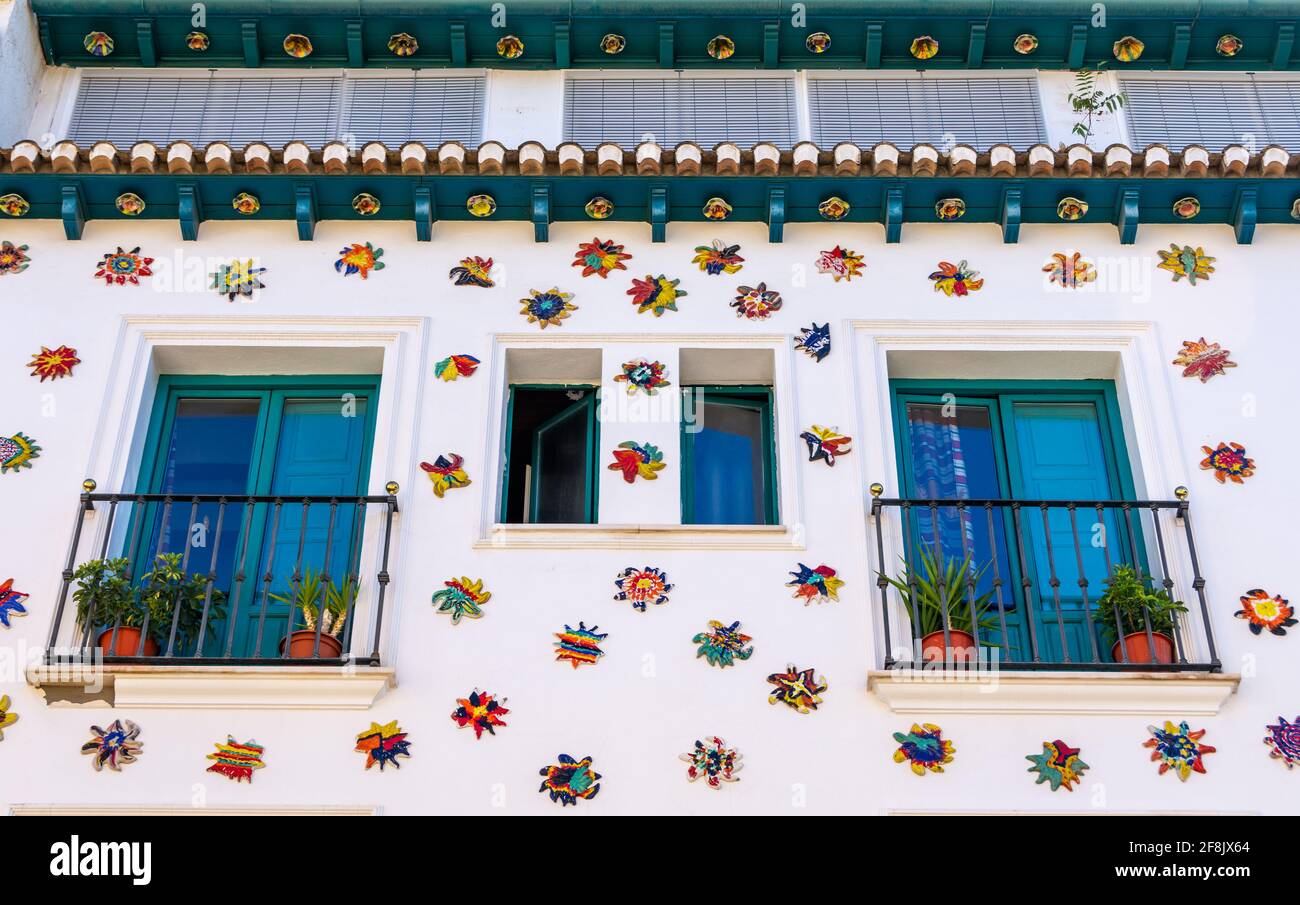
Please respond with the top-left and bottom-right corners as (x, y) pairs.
(681, 387), (777, 525)
(500, 385), (600, 524)
(1121, 76), (1300, 151)
(807, 75), (1048, 149)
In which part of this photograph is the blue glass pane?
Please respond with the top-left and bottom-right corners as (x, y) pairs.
(689, 402), (762, 524)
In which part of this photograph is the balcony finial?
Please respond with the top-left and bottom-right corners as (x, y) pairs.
(385, 481), (400, 495)
(869, 482), (884, 498)
(82, 478), (97, 493)
(1174, 485), (1189, 501)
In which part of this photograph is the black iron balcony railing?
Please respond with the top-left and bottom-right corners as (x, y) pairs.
(44, 480), (399, 667)
(868, 484), (1220, 672)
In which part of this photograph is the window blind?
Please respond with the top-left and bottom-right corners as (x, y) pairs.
(1121, 77), (1300, 151)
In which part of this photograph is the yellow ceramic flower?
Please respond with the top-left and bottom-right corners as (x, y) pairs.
(806, 32), (831, 54)
(702, 197), (732, 221)
(1172, 197), (1200, 220)
(1013, 34), (1038, 54)
(585, 196), (614, 219)
(1056, 197), (1088, 221)
(818, 196), (850, 221)
(115, 193), (146, 216)
(466, 194), (497, 218)
(1113, 36), (1144, 62)
(186, 32), (209, 51)
(910, 36), (939, 60)
(600, 34), (626, 54)
(232, 192), (261, 215)
(283, 34), (313, 58)
(388, 33), (419, 56)
(497, 35), (524, 59)
(708, 36), (736, 60)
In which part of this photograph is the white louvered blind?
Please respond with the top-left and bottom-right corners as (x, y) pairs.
(563, 77), (799, 148)
(808, 76), (1047, 150)
(1121, 77), (1300, 151)
(342, 76), (485, 145)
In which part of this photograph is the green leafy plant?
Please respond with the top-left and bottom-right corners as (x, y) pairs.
(269, 567), (353, 637)
(72, 557), (139, 634)
(1096, 564), (1187, 641)
(880, 545), (1001, 640)
(137, 552), (227, 647)
(1068, 64), (1127, 143)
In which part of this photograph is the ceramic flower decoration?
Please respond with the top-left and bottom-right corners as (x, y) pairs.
(1157, 244), (1215, 285)
(115, 192), (145, 216)
(0, 194), (30, 217)
(614, 566), (672, 612)
(1144, 720), (1214, 781)
(519, 288), (578, 329)
(815, 245), (864, 282)
(0, 695), (16, 740)
(388, 32), (419, 56)
(608, 441), (666, 483)
(818, 196), (850, 221)
(27, 345), (80, 381)
(432, 576), (491, 624)
(355, 720), (411, 771)
(1200, 441), (1254, 485)
(1172, 197), (1201, 220)
(210, 260), (267, 301)
(692, 620), (753, 668)
(731, 282), (782, 320)
(801, 425), (852, 466)
(707, 35), (736, 60)
(794, 323), (832, 363)
(935, 198), (965, 221)
(82, 719), (143, 771)
(1013, 34), (1039, 54)
(767, 664), (827, 714)
(910, 35), (939, 59)
(554, 622), (607, 669)
(1264, 716), (1300, 768)
(1025, 740), (1089, 791)
(614, 359), (670, 396)
(585, 196), (614, 219)
(1043, 251), (1096, 289)
(449, 255), (494, 287)
(702, 197), (732, 221)
(466, 194), (497, 218)
(806, 32), (831, 53)
(786, 563), (845, 605)
(539, 754), (601, 806)
(0, 579), (29, 628)
(1056, 197), (1088, 221)
(1235, 589), (1295, 636)
(451, 690), (509, 739)
(600, 34), (626, 54)
(95, 247), (153, 286)
(434, 354), (480, 382)
(681, 737), (742, 789)
(205, 737), (266, 783)
(283, 34), (313, 58)
(232, 192), (260, 215)
(894, 724), (954, 775)
(186, 31), (209, 50)
(335, 243), (385, 279)
(1113, 35), (1145, 61)
(496, 35), (525, 59)
(628, 274), (686, 317)
(0, 241), (29, 275)
(83, 31), (114, 56)
(352, 193), (381, 217)
(1172, 338), (1236, 382)
(420, 454), (472, 497)
(573, 238), (632, 279)
(0, 432), (41, 474)
(1216, 34), (1243, 57)
(929, 259), (983, 297)
(692, 239), (744, 275)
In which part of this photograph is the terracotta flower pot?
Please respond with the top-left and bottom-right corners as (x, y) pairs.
(281, 630), (344, 659)
(920, 629), (977, 664)
(97, 626), (159, 657)
(1111, 631), (1175, 665)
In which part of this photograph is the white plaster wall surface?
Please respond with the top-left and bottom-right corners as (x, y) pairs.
(0, 0), (44, 146)
(0, 215), (1295, 814)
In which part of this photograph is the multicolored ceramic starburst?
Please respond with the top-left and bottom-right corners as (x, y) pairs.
(355, 720), (412, 771)
(893, 723), (954, 776)
(0, 432), (40, 474)
(434, 354), (480, 382)
(81, 719), (143, 772)
(681, 737), (742, 789)
(800, 425), (852, 467)
(607, 441), (665, 483)
(432, 576), (491, 624)
(1157, 244), (1215, 285)
(0, 578), (28, 628)
(0, 240), (30, 276)
(731, 282), (782, 320)
(1173, 338), (1237, 382)
(929, 259), (983, 296)
(573, 238), (632, 279)
(794, 323), (831, 363)
(614, 566), (672, 612)
(210, 259), (267, 300)
(1025, 740), (1089, 791)
(1200, 441), (1254, 484)
(692, 620), (753, 668)
(0, 694), (16, 740)
(816, 245), (864, 282)
(691, 239), (744, 275)
(519, 288), (577, 328)
(786, 563), (845, 605)
(451, 689), (509, 739)
(449, 255), (494, 287)
(554, 622), (607, 669)
(538, 754), (601, 806)
(1264, 716), (1300, 768)
(767, 664), (827, 714)
(613, 359), (670, 396)
(335, 242), (385, 279)
(27, 345), (80, 381)
(1144, 720), (1215, 781)
(1043, 251), (1096, 289)
(94, 247), (153, 286)
(205, 737), (266, 783)
(1235, 589), (1295, 636)
(627, 274), (685, 317)
(420, 454), (471, 497)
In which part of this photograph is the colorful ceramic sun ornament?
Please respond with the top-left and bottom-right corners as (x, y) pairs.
(794, 323), (832, 363)
(806, 32), (831, 53)
(692, 239), (744, 275)
(608, 441), (666, 483)
(0, 241), (29, 276)
(451, 690), (509, 739)
(28, 345), (80, 381)
(186, 32), (210, 51)
(731, 282), (782, 320)
(614, 359), (670, 396)
(520, 288), (577, 329)
(83, 31), (114, 56)
(420, 454), (471, 497)
(114, 192), (145, 216)
(554, 622), (607, 669)
(614, 566), (672, 612)
(929, 259), (983, 296)
(1264, 716), (1300, 768)
(205, 737), (266, 783)
(0, 194), (30, 217)
(1172, 338), (1236, 382)
(82, 719), (143, 772)
(786, 563), (845, 605)
(1173, 197), (1201, 220)
(95, 247), (153, 286)
(708, 35), (736, 60)
(434, 354), (480, 382)
(496, 35), (524, 59)
(767, 664), (827, 714)
(1216, 34), (1244, 57)
(335, 242), (385, 279)
(1014, 34), (1039, 54)
(818, 196), (850, 221)
(816, 245), (864, 282)
(210, 260), (267, 301)
(283, 34), (313, 58)
(449, 255), (494, 287)
(893, 723), (954, 776)
(0, 695), (16, 740)
(600, 34), (626, 55)
(1025, 740), (1089, 791)
(1043, 251), (1096, 289)
(0, 579), (29, 628)
(1056, 197), (1088, 221)
(681, 737), (742, 789)
(1157, 244), (1215, 285)
(585, 196), (614, 219)
(1200, 441), (1254, 485)
(388, 33), (418, 56)
(0, 433), (40, 474)
(573, 238), (632, 279)
(702, 198), (732, 221)
(1235, 589), (1295, 637)
(539, 754), (601, 806)
(352, 193), (381, 217)
(910, 36), (939, 60)
(935, 198), (965, 221)
(801, 425), (852, 467)
(466, 194), (497, 218)
(355, 720), (412, 771)
(629, 274), (685, 316)
(1113, 36), (1145, 62)
(1145, 720), (1215, 781)
(432, 576), (490, 624)
(231, 193), (261, 217)
(693, 620), (753, 668)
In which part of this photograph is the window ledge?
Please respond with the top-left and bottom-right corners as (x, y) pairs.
(867, 669), (1240, 716)
(475, 523), (805, 550)
(26, 663), (396, 710)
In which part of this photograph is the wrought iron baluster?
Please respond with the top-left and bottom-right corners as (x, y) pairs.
(1177, 491), (1219, 669)
(870, 485), (894, 667)
(369, 484), (400, 665)
(49, 485), (95, 659)
(1010, 502), (1041, 662)
(983, 502), (1011, 661)
(1097, 502), (1125, 664)
(135, 496), (174, 657)
(900, 502), (922, 666)
(163, 498), (201, 657)
(305, 500), (339, 660)
(1067, 504), (1101, 663)
(1039, 504), (1070, 663)
(223, 500), (257, 659)
(192, 499), (226, 656)
(1120, 503), (1157, 666)
(276, 500), (313, 659)
(252, 500), (283, 658)
(955, 500), (980, 651)
(928, 501), (954, 663)
(1148, 504), (1188, 665)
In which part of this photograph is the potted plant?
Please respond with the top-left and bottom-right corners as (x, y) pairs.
(137, 552), (226, 655)
(270, 567), (353, 659)
(72, 557), (154, 656)
(881, 546), (999, 663)
(1096, 564), (1187, 665)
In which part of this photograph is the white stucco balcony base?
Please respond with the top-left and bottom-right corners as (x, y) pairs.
(867, 670), (1241, 715)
